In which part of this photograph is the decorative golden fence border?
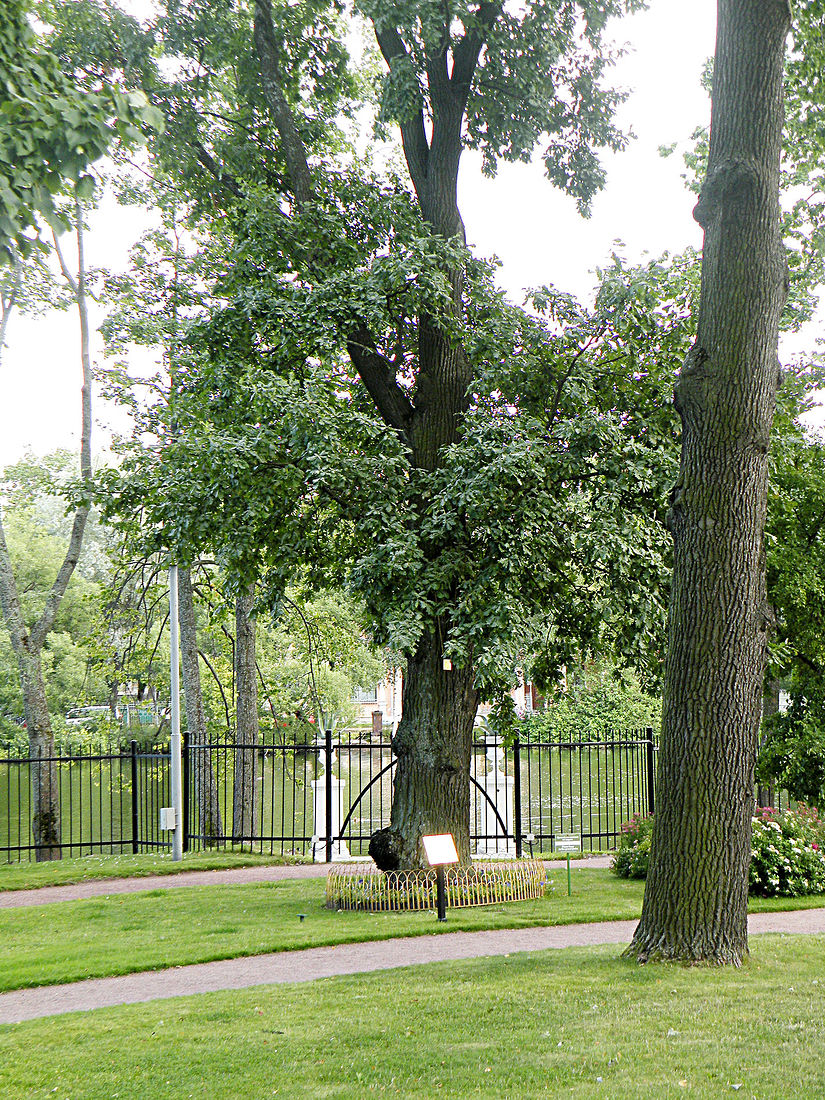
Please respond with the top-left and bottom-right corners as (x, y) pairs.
(326, 859), (547, 912)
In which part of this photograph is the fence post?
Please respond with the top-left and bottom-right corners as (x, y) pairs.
(130, 739), (139, 855)
(513, 734), (523, 858)
(325, 725), (333, 863)
(182, 727), (190, 853)
(645, 727), (656, 815)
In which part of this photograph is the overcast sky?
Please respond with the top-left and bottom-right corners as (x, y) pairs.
(1, 0), (734, 468)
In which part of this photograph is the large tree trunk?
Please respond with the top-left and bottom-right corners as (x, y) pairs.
(372, 629), (479, 870)
(627, 0), (791, 965)
(232, 584), (260, 843)
(178, 567), (223, 845)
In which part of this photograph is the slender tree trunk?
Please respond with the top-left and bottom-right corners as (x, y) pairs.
(371, 628), (478, 870)
(21, 650), (60, 859)
(0, 198), (95, 860)
(627, 0), (791, 965)
(232, 584), (260, 843)
(178, 567), (223, 845)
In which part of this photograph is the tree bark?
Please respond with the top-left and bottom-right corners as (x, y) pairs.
(0, 198), (94, 860)
(627, 0), (791, 965)
(232, 583), (260, 843)
(178, 567), (223, 845)
(372, 628), (479, 869)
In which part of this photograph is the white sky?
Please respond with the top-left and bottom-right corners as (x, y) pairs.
(8, 0), (802, 470)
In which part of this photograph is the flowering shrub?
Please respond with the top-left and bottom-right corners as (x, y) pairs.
(749, 806), (825, 897)
(611, 813), (654, 879)
(612, 806), (825, 897)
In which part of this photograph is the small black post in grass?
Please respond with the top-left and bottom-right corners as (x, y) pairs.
(422, 833), (459, 922)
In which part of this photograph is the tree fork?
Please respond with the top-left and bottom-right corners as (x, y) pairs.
(627, 0), (791, 965)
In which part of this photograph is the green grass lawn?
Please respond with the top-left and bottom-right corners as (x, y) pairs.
(1, 934), (823, 1098)
(0, 849), (308, 891)
(0, 868), (822, 996)
(0, 870), (643, 992)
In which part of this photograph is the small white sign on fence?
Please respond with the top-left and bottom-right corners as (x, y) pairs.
(555, 833), (580, 853)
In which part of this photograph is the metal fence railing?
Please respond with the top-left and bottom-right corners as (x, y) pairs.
(0, 740), (171, 861)
(1, 728), (661, 863)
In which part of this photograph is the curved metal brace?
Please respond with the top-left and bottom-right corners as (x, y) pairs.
(336, 760), (511, 847)
(337, 758), (396, 839)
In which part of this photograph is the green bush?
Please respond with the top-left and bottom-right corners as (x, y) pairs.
(612, 807), (825, 898)
(524, 661), (660, 743)
(749, 805), (825, 897)
(611, 813), (654, 879)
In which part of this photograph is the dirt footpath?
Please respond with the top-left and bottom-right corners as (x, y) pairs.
(0, 906), (823, 1025)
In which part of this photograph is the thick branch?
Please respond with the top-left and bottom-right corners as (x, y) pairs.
(253, 0), (314, 208)
(194, 141), (246, 202)
(451, 3), (501, 94)
(373, 24), (430, 197)
(347, 322), (414, 432)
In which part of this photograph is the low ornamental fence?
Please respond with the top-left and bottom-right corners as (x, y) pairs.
(0, 728), (658, 863)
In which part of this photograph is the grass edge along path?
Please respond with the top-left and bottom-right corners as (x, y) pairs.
(0, 870), (824, 997)
(2, 909), (824, 1026)
(0, 934), (824, 1098)
(0, 850), (310, 892)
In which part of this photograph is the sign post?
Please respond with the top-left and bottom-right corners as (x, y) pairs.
(422, 833), (460, 921)
(555, 833), (580, 896)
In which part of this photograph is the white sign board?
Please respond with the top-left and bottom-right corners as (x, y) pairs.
(422, 833), (459, 865)
(555, 833), (581, 853)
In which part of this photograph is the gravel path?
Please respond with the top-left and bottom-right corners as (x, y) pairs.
(3, 859), (819, 1026)
(0, 900), (823, 1025)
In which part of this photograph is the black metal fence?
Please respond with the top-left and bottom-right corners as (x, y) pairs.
(0, 727), (658, 863)
(0, 740), (171, 861)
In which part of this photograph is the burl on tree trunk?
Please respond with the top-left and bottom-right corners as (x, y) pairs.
(627, 0), (791, 965)
(370, 630), (479, 871)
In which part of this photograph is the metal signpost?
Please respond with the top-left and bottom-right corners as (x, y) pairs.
(555, 833), (580, 896)
(166, 565), (183, 861)
(423, 833), (460, 921)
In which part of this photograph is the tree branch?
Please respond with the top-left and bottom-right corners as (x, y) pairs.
(347, 322), (415, 432)
(193, 141), (246, 202)
(253, 0), (314, 208)
(373, 24), (430, 198)
(451, 2), (502, 95)
(251, 1), (414, 435)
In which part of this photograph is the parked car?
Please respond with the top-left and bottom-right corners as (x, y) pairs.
(65, 705), (113, 727)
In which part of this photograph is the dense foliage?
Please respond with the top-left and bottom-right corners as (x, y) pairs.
(614, 807), (825, 899)
(0, 0), (161, 258)
(749, 806), (825, 898)
(522, 661), (660, 743)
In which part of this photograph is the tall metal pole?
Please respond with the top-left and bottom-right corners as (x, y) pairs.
(169, 564), (183, 861)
